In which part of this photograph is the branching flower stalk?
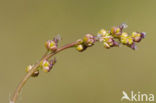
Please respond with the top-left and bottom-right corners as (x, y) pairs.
(10, 23), (146, 103)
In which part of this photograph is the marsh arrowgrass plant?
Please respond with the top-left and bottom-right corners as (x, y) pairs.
(10, 23), (146, 103)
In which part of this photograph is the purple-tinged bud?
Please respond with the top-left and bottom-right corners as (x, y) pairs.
(107, 38), (114, 46)
(83, 34), (96, 47)
(130, 43), (137, 50)
(131, 32), (143, 42)
(111, 26), (122, 37)
(107, 38), (119, 47)
(140, 32), (146, 38)
(48, 58), (56, 72)
(45, 40), (57, 52)
(53, 34), (61, 43)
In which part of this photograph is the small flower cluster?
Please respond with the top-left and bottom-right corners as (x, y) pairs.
(40, 58), (56, 73)
(75, 34), (96, 52)
(97, 29), (119, 49)
(25, 58), (56, 77)
(80, 24), (146, 51)
(26, 35), (60, 77)
(45, 34), (61, 52)
(110, 23), (146, 49)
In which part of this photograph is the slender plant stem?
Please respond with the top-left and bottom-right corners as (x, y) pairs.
(10, 41), (78, 103)
(10, 24), (145, 103)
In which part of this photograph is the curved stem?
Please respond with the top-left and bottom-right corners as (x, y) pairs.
(10, 41), (78, 103)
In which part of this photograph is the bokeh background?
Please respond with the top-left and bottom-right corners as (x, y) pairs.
(0, 0), (156, 103)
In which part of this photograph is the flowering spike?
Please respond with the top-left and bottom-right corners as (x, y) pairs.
(96, 23), (146, 50)
(11, 23), (146, 103)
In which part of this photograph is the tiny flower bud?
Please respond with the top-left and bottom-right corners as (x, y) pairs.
(131, 32), (142, 42)
(76, 44), (83, 51)
(48, 58), (56, 72)
(106, 37), (114, 46)
(40, 60), (50, 72)
(140, 32), (146, 38)
(25, 65), (33, 73)
(31, 70), (39, 77)
(75, 43), (88, 52)
(83, 34), (95, 47)
(25, 65), (39, 77)
(130, 42), (137, 50)
(111, 26), (122, 37)
(45, 40), (57, 52)
(103, 37), (119, 48)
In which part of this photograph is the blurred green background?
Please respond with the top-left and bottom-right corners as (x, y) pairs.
(0, 0), (155, 103)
